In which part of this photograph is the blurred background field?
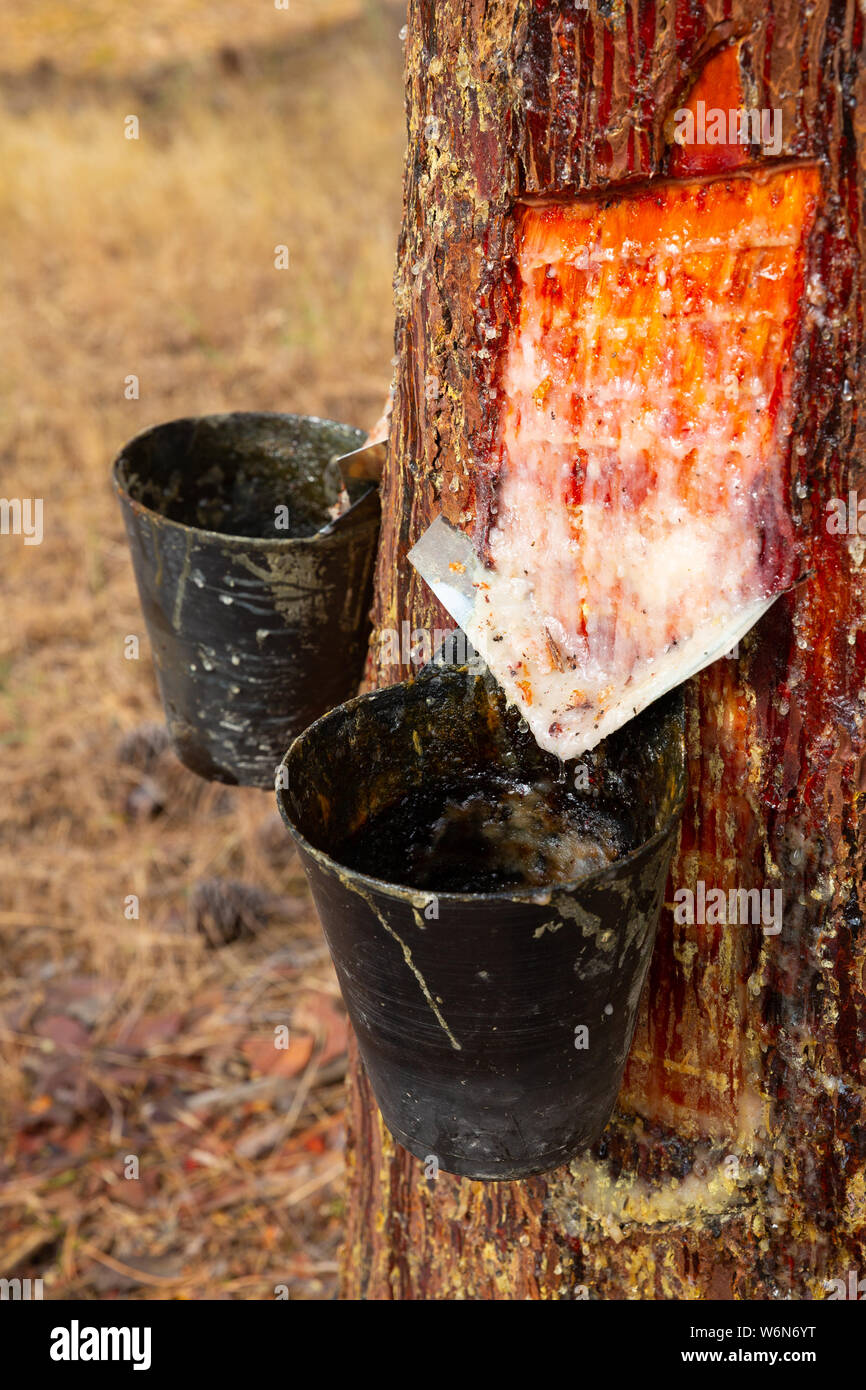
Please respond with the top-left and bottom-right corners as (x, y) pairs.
(0, 0), (405, 1299)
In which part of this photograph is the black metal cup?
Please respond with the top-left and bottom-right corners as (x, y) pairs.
(113, 412), (379, 787)
(277, 663), (686, 1179)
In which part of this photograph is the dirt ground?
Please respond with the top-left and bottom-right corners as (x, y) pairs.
(0, 0), (405, 1299)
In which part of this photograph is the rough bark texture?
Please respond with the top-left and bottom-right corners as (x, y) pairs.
(343, 0), (866, 1299)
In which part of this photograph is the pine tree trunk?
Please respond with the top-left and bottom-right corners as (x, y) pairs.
(343, 0), (866, 1299)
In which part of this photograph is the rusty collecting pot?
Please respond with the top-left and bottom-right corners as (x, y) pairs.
(277, 662), (687, 1179)
(113, 412), (379, 787)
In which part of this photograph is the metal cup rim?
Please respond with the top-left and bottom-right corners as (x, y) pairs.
(275, 670), (688, 908)
(111, 410), (377, 552)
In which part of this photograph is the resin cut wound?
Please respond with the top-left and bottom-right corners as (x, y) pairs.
(463, 163), (821, 759)
(409, 43), (822, 760)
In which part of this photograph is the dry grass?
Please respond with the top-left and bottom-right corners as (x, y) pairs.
(0, 0), (372, 77)
(0, 0), (405, 1299)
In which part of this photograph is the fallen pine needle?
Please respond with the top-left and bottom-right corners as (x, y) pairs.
(79, 1243), (187, 1288)
(283, 1160), (344, 1209)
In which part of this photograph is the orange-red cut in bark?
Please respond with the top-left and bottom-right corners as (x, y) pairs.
(668, 41), (753, 178)
(464, 164), (821, 759)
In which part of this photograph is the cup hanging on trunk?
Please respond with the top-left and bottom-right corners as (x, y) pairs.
(277, 660), (687, 1180)
(113, 411), (380, 788)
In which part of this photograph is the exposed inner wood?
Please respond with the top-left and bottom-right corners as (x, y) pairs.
(466, 166), (820, 759)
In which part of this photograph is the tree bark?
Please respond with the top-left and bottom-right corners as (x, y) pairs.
(343, 0), (866, 1299)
